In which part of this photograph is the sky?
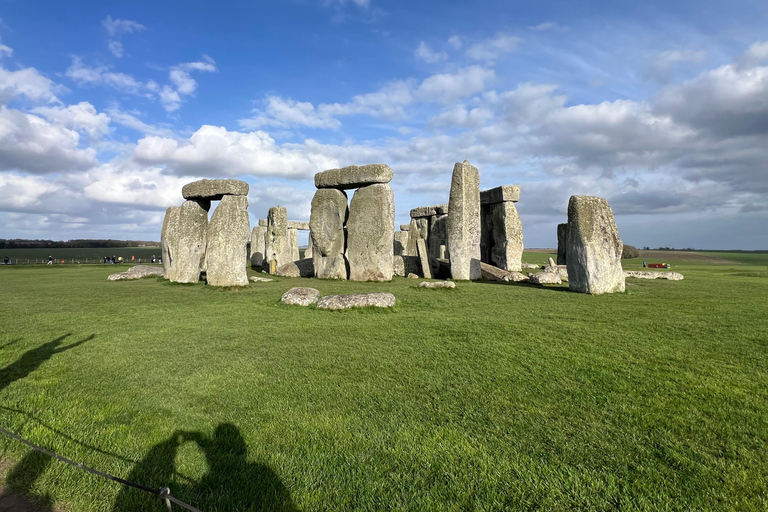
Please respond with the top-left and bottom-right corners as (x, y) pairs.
(0, 0), (766, 249)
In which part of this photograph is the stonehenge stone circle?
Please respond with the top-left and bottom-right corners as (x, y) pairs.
(557, 223), (568, 265)
(310, 188), (349, 279)
(447, 160), (481, 280)
(250, 226), (267, 268)
(161, 206), (181, 275)
(566, 195), (625, 294)
(182, 179), (249, 201)
(206, 195), (250, 287)
(316, 292), (396, 310)
(347, 183), (395, 281)
(265, 206), (293, 273)
(167, 199), (209, 283)
(315, 164), (393, 190)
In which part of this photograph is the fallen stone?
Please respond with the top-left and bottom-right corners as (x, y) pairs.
(168, 200), (209, 284)
(407, 273), (419, 279)
(419, 281), (455, 289)
(315, 164), (393, 189)
(521, 262), (540, 269)
(543, 263), (569, 281)
(265, 206), (293, 273)
(480, 185), (520, 205)
(310, 188), (348, 280)
(281, 287), (320, 306)
(347, 183), (395, 281)
(206, 195), (250, 286)
(625, 271), (684, 281)
(410, 204), (449, 218)
(557, 223), (568, 265)
(566, 195), (625, 294)
(507, 271), (530, 282)
(108, 265), (166, 281)
(529, 272), (562, 285)
(161, 206), (181, 275)
(316, 292), (396, 310)
(250, 276), (274, 282)
(416, 238), (432, 279)
(182, 179), (248, 200)
(480, 261), (512, 282)
(250, 226), (267, 268)
(275, 258), (315, 278)
(447, 160), (481, 280)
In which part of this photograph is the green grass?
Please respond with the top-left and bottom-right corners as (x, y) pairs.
(1, 247), (161, 265)
(0, 252), (766, 511)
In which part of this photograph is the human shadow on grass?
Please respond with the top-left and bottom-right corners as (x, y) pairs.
(0, 450), (55, 511)
(112, 423), (299, 512)
(0, 334), (94, 394)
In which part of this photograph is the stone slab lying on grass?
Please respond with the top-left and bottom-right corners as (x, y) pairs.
(419, 281), (455, 289)
(250, 276), (274, 282)
(521, 262), (540, 269)
(281, 287), (320, 306)
(315, 164), (393, 189)
(507, 271), (530, 282)
(316, 292), (396, 310)
(625, 271), (684, 281)
(480, 261), (511, 281)
(275, 258), (315, 277)
(108, 265), (165, 281)
(182, 179), (249, 200)
(407, 273), (419, 278)
(528, 272), (562, 285)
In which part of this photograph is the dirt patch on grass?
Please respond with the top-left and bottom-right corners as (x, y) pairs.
(638, 250), (737, 263)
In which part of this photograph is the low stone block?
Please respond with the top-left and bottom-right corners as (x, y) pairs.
(480, 185), (520, 205)
(250, 276), (274, 282)
(419, 281), (455, 289)
(625, 271), (684, 281)
(316, 292), (396, 310)
(315, 164), (393, 189)
(275, 258), (315, 278)
(281, 287), (320, 306)
(108, 265), (166, 281)
(182, 179), (249, 200)
(529, 272), (562, 285)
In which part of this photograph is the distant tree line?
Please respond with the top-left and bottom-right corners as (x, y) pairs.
(0, 239), (161, 249)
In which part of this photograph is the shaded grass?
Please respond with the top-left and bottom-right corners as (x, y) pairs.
(0, 252), (766, 511)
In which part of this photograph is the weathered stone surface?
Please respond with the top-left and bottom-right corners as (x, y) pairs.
(289, 228), (300, 262)
(205, 195), (250, 286)
(167, 200), (208, 284)
(315, 164), (393, 189)
(507, 271), (530, 282)
(275, 258), (315, 278)
(287, 221), (310, 230)
(310, 188), (348, 279)
(281, 287), (320, 306)
(250, 276), (274, 282)
(428, 214), (448, 261)
(347, 183), (395, 281)
(182, 179), (248, 200)
(480, 261), (512, 282)
(480, 185), (520, 205)
(316, 292), (396, 310)
(481, 201), (523, 272)
(625, 271), (684, 281)
(250, 226), (267, 268)
(161, 206), (181, 275)
(407, 273), (419, 279)
(393, 231), (409, 256)
(400, 224), (411, 231)
(434, 258), (452, 279)
(258, 219), (268, 227)
(265, 206), (292, 273)
(108, 265), (166, 281)
(393, 255), (420, 277)
(410, 204), (449, 218)
(304, 233), (313, 259)
(557, 223), (568, 265)
(543, 263), (569, 281)
(566, 195), (625, 294)
(447, 160), (481, 280)
(405, 217), (429, 256)
(419, 281), (455, 289)
(521, 262), (540, 269)
(529, 272), (562, 285)
(416, 238), (432, 279)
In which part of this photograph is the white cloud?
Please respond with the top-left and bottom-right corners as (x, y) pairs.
(646, 49), (707, 83)
(106, 107), (176, 137)
(448, 35), (462, 50)
(108, 40), (124, 58)
(65, 56), (144, 92)
(0, 66), (62, 104)
(415, 66), (495, 104)
(466, 33), (521, 63)
(31, 102), (111, 139)
(529, 22), (562, 31)
(83, 162), (191, 208)
(0, 173), (60, 209)
(427, 104), (493, 129)
(168, 58), (217, 95)
(414, 41), (447, 63)
(0, 44), (12, 58)
(240, 96), (341, 130)
(159, 85), (182, 112)
(324, 79), (415, 119)
(102, 16), (146, 38)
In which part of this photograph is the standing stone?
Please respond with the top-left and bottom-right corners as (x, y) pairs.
(167, 199), (209, 283)
(566, 195), (625, 294)
(265, 206), (292, 273)
(289, 228), (300, 262)
(393, 231), (409, 256)
(304, 233), (313, 259)
(416, 238), (432, 279)
(347, 183), (395, 281)
(428, 214), (449, 261)
(250, 225), (267, 268)
(557, 223), (568, 265)
(161, 206), (181, 276)
(447, 160), (481, 280)
(405, 217), (429, 256)
(206, 195), (250, 286)
(491, 202), (523, 272)
(310, 189), (348, 280)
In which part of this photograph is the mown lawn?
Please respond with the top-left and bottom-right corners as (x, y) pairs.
(0, 252), (766, 511)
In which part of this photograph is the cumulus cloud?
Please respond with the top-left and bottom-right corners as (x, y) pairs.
(415, 66), (495, 103)
(240, 96), (341, 130)
(102, 16), (146, 38)
(0, 66), (62, 104)
(0, 44), (12, 58)
(106, 107), (176, 138)
(427, 104), (493, 129)
(65, 56), (144, 92)
(414, 41), (447, 63)
(448, 35), (462, 50)
(466, 33), (521, 63)
(645, 49), (707, 83)
(31, 102), (111, 139)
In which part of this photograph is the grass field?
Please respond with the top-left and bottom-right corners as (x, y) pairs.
(1, 247), (161, 265)
(0, 251), (766, 511)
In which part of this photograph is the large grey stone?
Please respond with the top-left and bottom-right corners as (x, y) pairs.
(250, 226), (267, 268)
(557, 223), (568, 265)
(480, 202), (523, 272)
(304, 233), (313, 259)
(182, 179), (248, 200)
(258, 219), (268, 227)
(315, 164), (393, 189)
(206, 195), (250, 286)
(250, 276), (274, 282)
(410, 204), (449, 218)
(287, 221), (310, 230)
(447, 160), (481, 280)
(108, 265), (166, 281)
(168, 200), (209, 284)
(428, 214), (448, 261)
(275, 258), (315, 278)
(310, 188), (349, 279)
(281, 287), (320, 306)
(289, 228), (300, 262)
(393, 255), (421, 277)
(347, 183), (395, 281)
(400, 224), (411, 231)
(566, 195), (625, 294)
(529, 272), (562, 285)
(480, 185), (520, 205)
(161, 206), (181, 276)
(419, 281), (455, 289)
(265, 206), (293, 274)
(625, 271), (684, 281)
(416, 238), (432, 279)
(405, 217), (429, 256)
(316, 292), (396, 310)
(393, 231), (409, 256)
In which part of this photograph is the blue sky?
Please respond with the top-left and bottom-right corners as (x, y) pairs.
(1, 0), (767, 249)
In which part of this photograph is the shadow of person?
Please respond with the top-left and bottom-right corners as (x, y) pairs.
(0, 334), (94, 394)
(0, 450), (54, 511)
(188, 424), (299, 512)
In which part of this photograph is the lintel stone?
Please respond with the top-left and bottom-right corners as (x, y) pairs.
(480, 185), (520, 205)
(182, 179), (249, 200)
(315, 164), (393, 189)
